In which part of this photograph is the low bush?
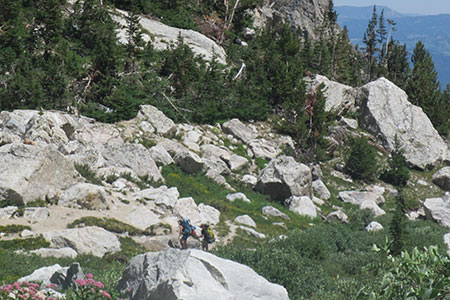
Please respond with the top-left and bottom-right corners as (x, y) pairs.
(0, 225), (31, 235)
(67, 217), (150, 236)
(0, 237), (49, 251)
(75, 164), (104, 186)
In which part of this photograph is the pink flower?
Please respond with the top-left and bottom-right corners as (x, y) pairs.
(86, 273), (94, 279)
(74, 279), (87, 286)
(100, 290), (111, 299)
(94, 281), (105, 289)
(46, 283), (57, 289)
(86, 279), (95, 285)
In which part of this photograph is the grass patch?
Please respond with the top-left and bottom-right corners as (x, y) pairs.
(254, 157), (268, 170)
(74, 163), (104, 186)
(0, 225), (32, 234)
(67, 217), (150, 236)
(26, 199), (48, 207)
(0, 236), (50, 251)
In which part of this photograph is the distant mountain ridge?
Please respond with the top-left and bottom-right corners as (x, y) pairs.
(336, 6), (450, 87)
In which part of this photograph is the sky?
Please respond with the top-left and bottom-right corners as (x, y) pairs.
(333, 0), (450, 15)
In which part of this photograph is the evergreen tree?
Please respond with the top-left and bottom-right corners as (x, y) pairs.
(362, 5), (378, 81)
(406, 41), (441, 128)
(376, 9), (387, 74)
(435, 84), (450, 136)
(390, 190), (407, 256)
(385, 41), (410, 89)
(345, 136), (379, 181)
(381, 135), (410, 187)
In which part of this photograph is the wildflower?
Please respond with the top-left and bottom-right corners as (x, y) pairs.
(74, 279), (87, 286)
(94, 281), (105, 289)
(86, 273), (94, 279)
(100, 290), (112, 299)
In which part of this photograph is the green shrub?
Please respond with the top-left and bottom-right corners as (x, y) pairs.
(380, 136), (410, 187)
(0, 237), (50, 251)
(74, 163), (104, 186)
(345, 137), (379, 181)
(0, 225), (32, 234)
(26, 199), (48, 207)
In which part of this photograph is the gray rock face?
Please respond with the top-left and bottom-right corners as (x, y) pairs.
(262, 206), (290, 220)
(18, 264), (63, 285)
(114, 10), (227, 64)
(424, 195), (450, 227)
(23, 207), (50, 222)
(256, 156), (312, 202)
(135, 105), (176, 137)
(285, 196), (318, 218)
(174, 150), (205, 174)
(58, 183), (108, 210)
(222, 119), (256, 143)
(0, 143), (81, 205)
(432, 167), (450, 191)
(312, 179), (331, 200)
(117, 249), (289, 300)
(365, 221), (383, 232)
(103, 143), (163, 182)
(248, 138), (281, 160)
(198, 203), (221, 225)
(357, 77), (448, 169)
(43, 226), (121, 257)
(149, 144), (174, 166)
(307, 75), (357, 114)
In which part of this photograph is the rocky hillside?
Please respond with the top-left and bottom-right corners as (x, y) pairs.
(1, 75), (449, 297)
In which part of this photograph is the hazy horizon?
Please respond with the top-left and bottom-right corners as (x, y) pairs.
(333, 0), (450, 15)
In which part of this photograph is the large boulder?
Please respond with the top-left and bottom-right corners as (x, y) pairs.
(222, 119), (256, 143)
(0, 143), (81, 205)
(248, 138), (281, 160)
(432, 167), (450, 191)
(255, 156), (312, 202)
(339, 190), (385, 217)
(102, 143), (163, 182)
(357, 77), (448, 169)
(174, 150), (205, 174)
(43, 226), (121, 257)
(307, 75), (357, 114)
(262, 206), (290, 220)
(134, 105), (176, 137)
(117, 248), (289, 300)
(285, 196), (318, 218)
(58, 183), (109, 210)
(114, 10), (227, 64)
(424, 195), (450, 227)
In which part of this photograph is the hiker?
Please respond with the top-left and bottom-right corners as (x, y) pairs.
(199, 223), (215, 251)
(178, 219), (199, 249)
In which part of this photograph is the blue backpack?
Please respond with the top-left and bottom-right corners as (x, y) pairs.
(181, 219), (193, 234)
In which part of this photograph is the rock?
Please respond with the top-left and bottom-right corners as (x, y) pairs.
(24, 207), (50, 222)
(0, 143), (81, 205)
(262, 206), (290, 220)
(43, 226), (121, 257)
(135, 186), (180, 208)
(50, 262), (85, 290)
(200, 144), (232, 160)
(311, 196), (324, 206)
(226, 192), (250, 203)
(223, 154), (249, 171)
(174, 197), (202, 225)
(114, 10), (227, 64)
(248, 138), (281, 160)
(198, 204), (220, 225)
(174, 150), (205, 174)
(58, 183), (108, 210)
(307, 75), (357, 114)
(444, 233), (450, 254)
(311, 165), (323, 181)
(424, 195), (450, 227)
(339, 117), (358, 129)
(158, 138), (189, 156)
(360, 200), (386, 217)
(235, 215), (256, 228)
(365, 221), (383, 232)
(203, 157), (230, 175)
(241, 174), (258, 187)
(222, 119), (256, 143)
(240, 226), (266, 239)
(117, 249), (289, 300)
(21, 229), (35, 237)
(357, 77), (448, 169)
(205, 169), (235, 191)
(325, 210), (349, 223)
(255, 156), (312, 202)
(126, 206), (160, 231)
(407, 207), (426, 221)
(149, 145), (174, 166)
(338, 191), (385, 205)
(312, 180), (331, 200)
(285, 196), (318, 218)
(18, 264), (63, 286)
(102, 143), (163, 182)
(432, 167), (450, 191)
(0, 206), (18, 219)
(134, 105), (176, 137)
(29, 247), (78, 259)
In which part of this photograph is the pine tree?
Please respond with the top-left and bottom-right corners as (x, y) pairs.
(385, 41), (410, 89)
(381, 135), (410, 187)
(390, 190), (407, 256)
(345, 136), (379, 181)
(363, 6), (378, 81)
(406, 41), (441, 127)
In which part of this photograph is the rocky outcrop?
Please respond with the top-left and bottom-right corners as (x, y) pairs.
(174, 150), (205, 174)
(58, 183), (109, 210)
(222, 118), (256, 143)
(424, 195), (450, 227)
(0, 143), (81, 205)
(43, 226), (121, 257)
(117, 248), (289, 300)
(114, 10), (227, 64)
(357, 77), (448, 169)
(285, 196), (318, 218)
(256, 156), (312, 202)
(339, 190), (385, 217)
(432, 167), (450, 191)
(307, 75), (357, 114)
(312, 179), (331, 200)
(135, 105), (177, 137)
(252, 0), (337, 41)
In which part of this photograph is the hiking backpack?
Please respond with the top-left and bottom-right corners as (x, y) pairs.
(206, 225), (215, 243)
(181, 219), (193, 234)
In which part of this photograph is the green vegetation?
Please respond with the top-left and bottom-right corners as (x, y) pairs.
(345, 136), (379, 181)
(67, 216), (150, 236)
(0, 236), (50, 251)
(74, 163), (104, 185)
(0, 225), (31, 234)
